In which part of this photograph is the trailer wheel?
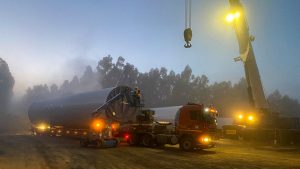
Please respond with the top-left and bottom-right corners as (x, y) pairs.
(112, 139), (119, 147)
(95, 140), (103, 148)
(142, 134), (153, 147)
(128, 134), (138, 146)
(180, 137), (194, 151)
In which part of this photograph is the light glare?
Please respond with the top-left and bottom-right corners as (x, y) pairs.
(226, 11), (240, 23)
(235, 12), (240, 18)
(238, 114), (243, 119)
(204, 108), (210, 112)
(226, 13), (235, 22)
(248, 115), (254, 121)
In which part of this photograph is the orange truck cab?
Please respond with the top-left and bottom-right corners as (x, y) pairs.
(174, 103), (217, 150)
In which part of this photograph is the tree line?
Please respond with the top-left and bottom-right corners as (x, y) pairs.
(21, 56), (300, 117)
(0, 58), (14, 114)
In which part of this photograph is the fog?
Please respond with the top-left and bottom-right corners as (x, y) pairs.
(1, 54), (300, 134)
(0, 58), (28, 133)
(1, 0), (299, 101)
(1, 0), (300, 133)
(0, 56), (101, 133)
(8, 34), (99, 97)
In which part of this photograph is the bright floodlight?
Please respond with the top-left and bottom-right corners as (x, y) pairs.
(248, 115), (254, 121)
(226, 11), (240, 23)
(238, 114), (243, 120)
(235, 12), (240, 18)
(226, 13), (235, 22)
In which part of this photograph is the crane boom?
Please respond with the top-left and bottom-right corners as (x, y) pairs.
(228, 0), (269, 112)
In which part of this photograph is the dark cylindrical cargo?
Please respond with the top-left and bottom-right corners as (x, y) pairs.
(28, 86), (139, 129)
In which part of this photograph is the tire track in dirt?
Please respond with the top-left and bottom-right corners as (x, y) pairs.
(30, 136), (77, 169)
(1, 135), (300, 169)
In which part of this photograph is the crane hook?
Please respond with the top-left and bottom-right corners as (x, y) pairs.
(184, 28), (192, 48)
(184, 0), (192, 48)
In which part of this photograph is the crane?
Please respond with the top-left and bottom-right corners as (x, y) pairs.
(227, 0), (269, 113)
(184, 0), (271, 124)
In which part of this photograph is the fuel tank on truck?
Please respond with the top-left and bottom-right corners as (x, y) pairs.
(28, 86), (139, 129)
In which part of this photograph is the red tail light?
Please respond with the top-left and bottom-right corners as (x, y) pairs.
(124, 134), (130, 140)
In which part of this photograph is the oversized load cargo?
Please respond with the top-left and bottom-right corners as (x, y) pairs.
(28, 86), (140, 129)
(152, 105), (218, 127)
(152, 106), (182, 124)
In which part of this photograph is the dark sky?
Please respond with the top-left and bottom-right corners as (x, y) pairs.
(0, 0), (299, 99)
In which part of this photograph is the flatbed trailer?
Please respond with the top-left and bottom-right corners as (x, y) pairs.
(28, 86), (141, 148)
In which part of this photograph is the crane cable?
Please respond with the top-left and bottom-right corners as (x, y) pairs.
(185, 0), (191, 28)
(184, 0), (192, 48)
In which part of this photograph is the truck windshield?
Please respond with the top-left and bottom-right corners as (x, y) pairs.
(189, 111), (216, 124)
(202, 113), (216, 124)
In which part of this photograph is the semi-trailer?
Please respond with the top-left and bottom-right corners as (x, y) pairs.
(28, 86), (141, 147)
(28, 86), (218, 150)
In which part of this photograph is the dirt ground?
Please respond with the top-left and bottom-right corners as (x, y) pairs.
(0, 135), (300, 169)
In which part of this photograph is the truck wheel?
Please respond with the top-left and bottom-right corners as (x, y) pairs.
(142, 134), (153, 147)
(180, 137), (194, 151)
(128, 135), (138, 146)
(112, 139), (119, 147)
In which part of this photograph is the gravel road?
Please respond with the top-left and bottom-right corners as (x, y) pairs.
(0, 135), (300, 169)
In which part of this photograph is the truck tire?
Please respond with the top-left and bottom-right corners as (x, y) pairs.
(128, 134), (138, 146)
(180, 137), (194, 151)
(142, 134), (153, 147)
(113, 139), (119, 147)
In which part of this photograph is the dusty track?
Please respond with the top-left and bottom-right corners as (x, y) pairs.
(0, 135), (300, 169)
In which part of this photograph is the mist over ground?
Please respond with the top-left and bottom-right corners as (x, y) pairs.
(0, 55), (300, 133)
(0, 58), (28, 133)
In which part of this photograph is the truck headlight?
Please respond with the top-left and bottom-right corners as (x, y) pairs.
(36, 123), (50, 131)
(38, 125), (46, 130)
(199, 136), (211, 144)
(91, 119), (105, 131)
(238, 114), (243, 120)
(247, 115), (255, 122)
